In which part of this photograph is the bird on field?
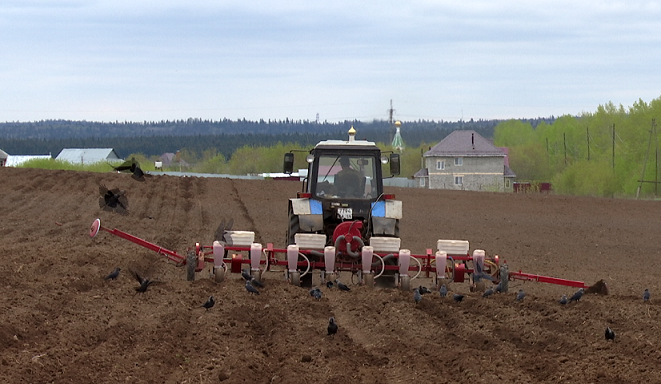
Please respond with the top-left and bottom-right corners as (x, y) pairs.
(516, 289), (526, 302)
(104, 267), (121, 280)
(309, 287), (322, 300)
(214, 218), (234, 243)
(483, 287), (494, 298)
(326, 281), (334, 289)
(245, 279), (260, 295)
(241, 269), (252, 281)
(201, 296), (215, 311)
(413, 288), (422, 304)
(643, 288), (651, 302)
(250, 277), (264, 288)
(418, 285), (432, 295)
(605, 327), (616, 341)
(98, 184), (129, 215)
(327, 317), (338, 336)
(130, 270), (159, 293)
(453, 293), (464, 302)
(335, 279), (350, 291)
(439, 284), (448, 298)
(495, 281), (503, 293)
(559, 294), (568, 305)
(568, 288), (584, 303)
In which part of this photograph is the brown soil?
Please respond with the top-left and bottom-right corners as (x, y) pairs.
(1, 167), (660, 384)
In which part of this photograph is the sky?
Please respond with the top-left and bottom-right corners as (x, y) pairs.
(1, 0), (660, 123)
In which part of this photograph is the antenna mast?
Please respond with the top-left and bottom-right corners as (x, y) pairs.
(388, 99), (395, 143)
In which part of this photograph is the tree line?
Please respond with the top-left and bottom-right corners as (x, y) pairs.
(494, 96), (661, 197)
(0, 118), (518, 159)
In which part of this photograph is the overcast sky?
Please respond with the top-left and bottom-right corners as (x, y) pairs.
(1, 1), (660, 123)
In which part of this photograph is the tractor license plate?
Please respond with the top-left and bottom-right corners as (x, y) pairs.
(337, 208), (352, 220)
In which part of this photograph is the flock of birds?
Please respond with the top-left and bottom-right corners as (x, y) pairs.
(104, 257), (652, 340)
(413, 283), (653, 342)
(98, 158), (148, 216)
(98, 161), (653, 340)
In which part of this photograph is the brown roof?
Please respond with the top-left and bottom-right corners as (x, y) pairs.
(424, 130), (505, 157)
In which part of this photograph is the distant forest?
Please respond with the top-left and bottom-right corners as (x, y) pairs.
(0, 117), (555, 159)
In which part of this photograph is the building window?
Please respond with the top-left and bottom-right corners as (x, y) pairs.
(454, 176), (463, 185)
(454, 157), (463, 166)
(436, 160), (445, 170)
(419, 178), (426, 187)
(506, 179), (511, 188)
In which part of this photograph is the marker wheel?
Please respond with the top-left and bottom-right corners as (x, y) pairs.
(89, 218), (101, 238)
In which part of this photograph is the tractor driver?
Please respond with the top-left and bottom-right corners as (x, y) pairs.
(334, 157), (363, 197)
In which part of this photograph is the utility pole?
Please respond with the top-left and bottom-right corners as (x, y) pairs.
(563, 132), (567, 165)
(586, 127), (590, 161)
(388, 100), (395, 144)
(655, 119), (658, 195)
(612, 124), (615, 170)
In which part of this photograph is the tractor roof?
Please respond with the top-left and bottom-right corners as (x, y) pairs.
(314, 126), (377, 149)
(315, 139), (377, 148)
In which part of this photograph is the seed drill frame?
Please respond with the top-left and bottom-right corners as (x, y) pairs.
(89, 218), (589, 291)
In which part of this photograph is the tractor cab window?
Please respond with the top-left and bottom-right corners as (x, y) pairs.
(315, 155), (376, 198)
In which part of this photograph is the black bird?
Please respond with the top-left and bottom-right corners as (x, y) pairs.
(418, 285), (432, 295)
(130, 163), (146, 182)
(98, 184), (129, 215)
(483, 287), (494, 298)
(326, 281), (334, 289)
(112, 157), (146, 182)
(559, 294), (568, 305)
(245, 279), (260, 295)
(309, 287), (322, 300)
(327, 317), (338, 336)
(335, 279), (350, 291)
(413, 288), (422, 304)
(453, 293), (464, 302)
(241, 269), (252, 281)
(439, 284), (448, 297)
(201, 296), (215, 311)
(643, 288), (651, 302)
(250, 277), (265, 288)
(568, 288), (584, 303)
(112, 157), (139, 172)
(605, 327), (616, 341)
(214, 218), (234, 243)
(130, 270), (158, 293)
(104, 267), (121, 280)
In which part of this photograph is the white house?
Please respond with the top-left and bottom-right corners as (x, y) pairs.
(55, 148), (122, 165)
(5, 155), (52, 167)
(414, 130), (516, 192)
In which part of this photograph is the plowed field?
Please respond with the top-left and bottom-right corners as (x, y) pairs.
(0, 167), (659, 383)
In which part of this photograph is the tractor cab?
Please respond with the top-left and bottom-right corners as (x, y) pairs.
(283, 127), (401, 260)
